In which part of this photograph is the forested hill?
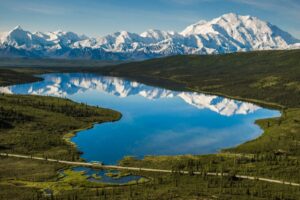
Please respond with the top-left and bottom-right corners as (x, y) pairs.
(98, 50), (300, 108)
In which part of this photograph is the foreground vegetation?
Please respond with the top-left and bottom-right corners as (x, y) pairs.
(0, 94), (121, 199)
(0, 94), (121, 159)
(1, 50), (300, 199)
(98, 49), (300, 199)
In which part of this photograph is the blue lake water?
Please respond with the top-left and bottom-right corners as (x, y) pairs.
(0, 73), (280, 164)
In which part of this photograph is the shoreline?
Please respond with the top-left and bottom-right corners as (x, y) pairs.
(1, 71), (283, 163)
(63, 120), (122, 162)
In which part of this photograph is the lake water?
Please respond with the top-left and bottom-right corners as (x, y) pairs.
(0, 73), (280, 164)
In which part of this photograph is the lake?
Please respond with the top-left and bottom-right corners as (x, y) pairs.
(0, 73), (280, 164)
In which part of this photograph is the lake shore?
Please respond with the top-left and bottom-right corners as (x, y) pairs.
(1, 50), (300, 199)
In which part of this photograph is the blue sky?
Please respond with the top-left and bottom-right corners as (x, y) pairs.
(0, 0), (299, 38)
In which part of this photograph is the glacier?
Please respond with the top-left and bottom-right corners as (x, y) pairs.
(0, 13), (299, 60)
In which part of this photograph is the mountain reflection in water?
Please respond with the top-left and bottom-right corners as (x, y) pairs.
(0, 73), (280, 164)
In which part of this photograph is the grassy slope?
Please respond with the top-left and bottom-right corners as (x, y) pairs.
(1, 50), (300, 199)
(93, 50), (300, 198)
(0, 94), (121, 158)
(0, 68), (43, 86)
(99, 50), (300, 107)
(0, 94), (121, 199)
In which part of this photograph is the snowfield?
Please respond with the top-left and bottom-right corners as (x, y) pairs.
(0, 13), (299, 60)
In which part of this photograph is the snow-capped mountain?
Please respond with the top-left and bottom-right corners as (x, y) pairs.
(0, 73), (260, 116)
(0, 13), (299, 60)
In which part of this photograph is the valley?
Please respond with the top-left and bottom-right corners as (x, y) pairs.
(1, 1), (300, 199)
(0, 50), (300, 199)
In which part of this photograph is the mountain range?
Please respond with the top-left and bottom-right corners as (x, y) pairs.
(0, 73), (260, 116)
(1, 13), (299, 60)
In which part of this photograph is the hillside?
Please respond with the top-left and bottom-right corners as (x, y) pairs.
(1, 50), (300, 198)
(98, 49), (300, 108)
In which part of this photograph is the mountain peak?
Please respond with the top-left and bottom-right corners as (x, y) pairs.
(9, 25), (25, 34)
(14, 25), (23, 30)
(180, 19), (207, 36)
(220, 12), (238, 19)
(53, 30), (63, 34)
(141, 29), (173, 38)
(1, 13), (299, 59)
